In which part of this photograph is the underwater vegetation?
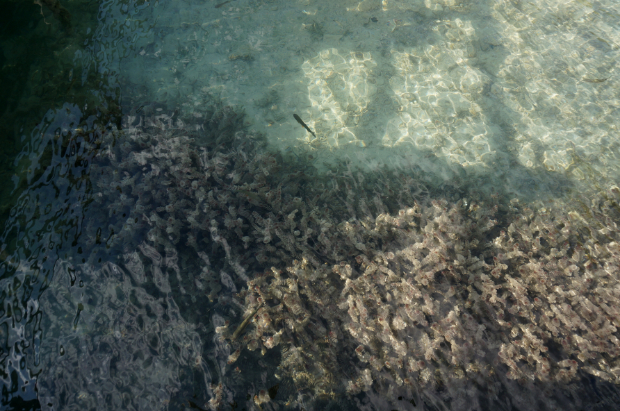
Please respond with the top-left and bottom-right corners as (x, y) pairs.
(32, 96), (620, 410)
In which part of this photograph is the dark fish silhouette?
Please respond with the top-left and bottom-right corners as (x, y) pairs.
(215, 0), (232, 8)
(293, 114), (317, 138)
(231, 304), (263, 341)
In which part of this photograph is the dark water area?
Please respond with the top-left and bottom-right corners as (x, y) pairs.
(2, 1), (620, 411)
(0, 0), (155, 409)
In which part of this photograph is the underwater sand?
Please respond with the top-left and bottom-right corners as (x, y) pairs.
(117, 0), (620, 200)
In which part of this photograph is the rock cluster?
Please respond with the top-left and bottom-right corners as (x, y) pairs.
(237, 191), (620, 409)
(86, 101), (620, 410)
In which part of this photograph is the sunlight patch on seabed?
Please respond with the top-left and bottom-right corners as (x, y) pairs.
(112, 0), (620, 192)
(290, 0), (620, 187)
(487, 0), (620, 181)
(301, 48), (376, 149)
(382, 18), (495, 169)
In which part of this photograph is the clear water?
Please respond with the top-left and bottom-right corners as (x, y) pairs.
(1, 0), (620, 410)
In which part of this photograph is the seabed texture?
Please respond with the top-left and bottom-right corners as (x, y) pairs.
(13, 100), (618, 411)
(2, 0), (620, 409)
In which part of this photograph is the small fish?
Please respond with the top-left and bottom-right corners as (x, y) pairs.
(231, 304), (263, 341)
(582, 77), (607, 83)
(134, 104), (145, 115)
(215, 0), (232, 8)
(293, 114), (317, 138)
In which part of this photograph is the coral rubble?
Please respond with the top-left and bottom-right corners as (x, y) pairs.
(239, 191), (620, 409)
(86, 99), (620, 410)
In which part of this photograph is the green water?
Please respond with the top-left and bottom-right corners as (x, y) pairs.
(1, 0), (620, 410)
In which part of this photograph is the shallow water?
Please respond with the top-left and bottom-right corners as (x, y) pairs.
(1, 0), (620, 410)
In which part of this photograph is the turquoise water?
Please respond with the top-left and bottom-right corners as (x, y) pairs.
(2, 0), (620, 410)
